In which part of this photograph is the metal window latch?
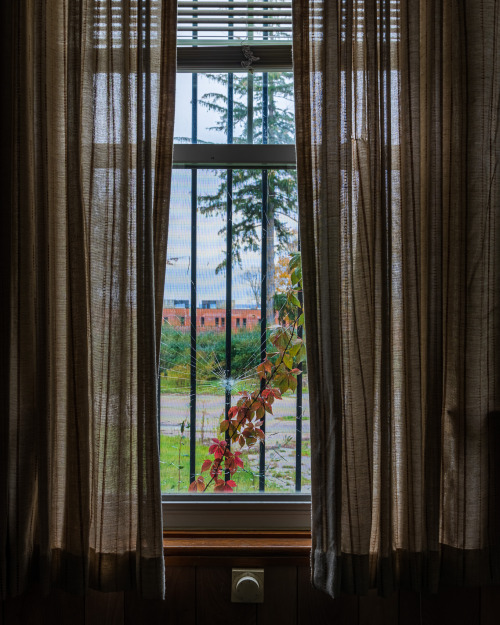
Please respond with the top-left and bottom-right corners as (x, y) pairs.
(241, 45), (260, 73)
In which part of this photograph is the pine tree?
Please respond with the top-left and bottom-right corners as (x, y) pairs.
(195, 71), (297, 323)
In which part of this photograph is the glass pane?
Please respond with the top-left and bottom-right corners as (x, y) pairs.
(159, 170), (193, 492)
(174, 72), (295, 145)
(161, 167), (307, 495)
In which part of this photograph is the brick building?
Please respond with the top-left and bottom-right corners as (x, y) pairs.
(162, 306), (262, 331)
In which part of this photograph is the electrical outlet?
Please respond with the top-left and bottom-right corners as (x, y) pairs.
(231, 569), (264, 603)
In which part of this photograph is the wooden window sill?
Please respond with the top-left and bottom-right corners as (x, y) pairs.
(163, 530), (311, 566)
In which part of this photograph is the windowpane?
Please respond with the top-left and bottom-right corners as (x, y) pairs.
(174, 72), (295, 145)
(160, 168), (309, 493)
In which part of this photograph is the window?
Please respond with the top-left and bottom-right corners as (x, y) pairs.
(160, 0), (309, 529)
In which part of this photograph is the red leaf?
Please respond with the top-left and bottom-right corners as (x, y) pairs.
(201, 459), (212, 472)
(188, 481), (197, 492)
(224, 483), (234, 492)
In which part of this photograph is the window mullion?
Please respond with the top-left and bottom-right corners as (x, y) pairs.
(224, 70), (234, 478)
(295, 228), (303, 492)
(189, 71), (198, 485)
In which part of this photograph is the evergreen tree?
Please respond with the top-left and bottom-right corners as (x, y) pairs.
(195, 71), (297, 323)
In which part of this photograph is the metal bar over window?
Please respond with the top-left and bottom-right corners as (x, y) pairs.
(225, 67), (234, 476)
(189, 57), (199, 485)
(258, 65), (269, 492)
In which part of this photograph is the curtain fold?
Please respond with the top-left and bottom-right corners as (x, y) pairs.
(0, 0), (176, 598)
(293, 0), (500, 597)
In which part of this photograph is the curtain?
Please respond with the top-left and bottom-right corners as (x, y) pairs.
(293, 0), (500, 597)
(0, 0), (176, 598)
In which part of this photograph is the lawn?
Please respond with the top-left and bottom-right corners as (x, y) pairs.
(160, 434), (291, 493)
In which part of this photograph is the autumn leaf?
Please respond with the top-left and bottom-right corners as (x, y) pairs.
(201, 459), (212, 473)
(234, 453), (244, 468)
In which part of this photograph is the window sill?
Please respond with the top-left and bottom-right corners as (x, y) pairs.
(162, 495), (311, 531)
(163, 530), (311, 566)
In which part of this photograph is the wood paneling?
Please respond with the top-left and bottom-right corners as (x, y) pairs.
(45, 590), (84, 625)
(421, 587), (480, 625)
(85, 590), (123, 625)
(257, 566), (296, 625)
(481, 586), (500, 625)
(1, 569), (498, 625)
(125, 567), (195, 625)
(398, 591), (421, 625)
(359, 589), (399, 625)
(297, 567), (358, 625)
(3, 592), (43, 625)
(196, 567), (256, 625)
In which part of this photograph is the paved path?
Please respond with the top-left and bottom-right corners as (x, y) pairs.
(160, 392), (311, 489)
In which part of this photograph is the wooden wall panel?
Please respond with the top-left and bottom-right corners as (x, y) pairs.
(359, 589), (399, 625)
(1, 570), (498, 625)
(3, 590), (45, 625)
(257, 566), (296, 625)
(85, 590), (123, 625)
(421, 587), (480, 625)
(125, 567), (195, 625)
(45, 590), (84, 625)
(196, 567), (256, 625)
(297, 567), (358, 625)
(481, 585), (500, 625)
(398, 591), (421, 625)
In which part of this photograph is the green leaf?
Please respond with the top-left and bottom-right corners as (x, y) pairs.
(297, 343), (307, 363)
(297, 313), (305, 326)
(289, 253), (301, 270)
(278, 377), (289, 393)
(287, 293), (301, 308)
(289, 375), (298, 392)
(283, 353), (294, 370)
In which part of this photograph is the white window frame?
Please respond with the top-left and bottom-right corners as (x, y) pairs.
(162, 42), (310, 532)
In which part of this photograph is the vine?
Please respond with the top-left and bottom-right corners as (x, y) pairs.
(189, 252), (304, 493)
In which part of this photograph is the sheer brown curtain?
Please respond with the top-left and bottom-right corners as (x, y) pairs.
(293, 0), (500, 597)
(0, 0), (176, 598)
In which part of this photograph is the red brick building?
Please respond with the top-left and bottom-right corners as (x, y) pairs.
(162, 306), (264, 332)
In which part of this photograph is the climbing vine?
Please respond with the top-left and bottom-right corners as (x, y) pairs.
(189, 253), (304, 493)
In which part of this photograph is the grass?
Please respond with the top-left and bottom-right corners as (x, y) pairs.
(276, 414), (310, 421)
(160, 377), (309, 396)
(160, 434), (289, 493)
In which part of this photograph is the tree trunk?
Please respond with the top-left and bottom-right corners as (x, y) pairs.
(266, 207), (275, 326)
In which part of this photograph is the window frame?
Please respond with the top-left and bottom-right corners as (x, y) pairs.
(162, 42), (310, 531)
